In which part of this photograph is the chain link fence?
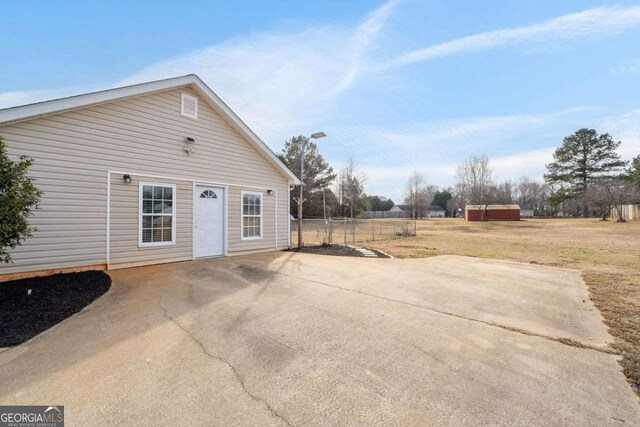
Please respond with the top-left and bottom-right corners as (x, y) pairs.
(290, 218), (416, 248)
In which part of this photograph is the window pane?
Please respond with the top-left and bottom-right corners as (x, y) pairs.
(141, 185), (175, 245)
(153, 186), (163, 199)
(143, 186), (153, 199)
(243, 204), (249, 215)
(255, 226), (261, 237)
(162, 216), (172, 227)
(255, 204), (261, 215)
(243, 194), (249, 204)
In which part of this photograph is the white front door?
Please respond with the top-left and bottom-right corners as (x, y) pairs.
(194, 185), (224, 257)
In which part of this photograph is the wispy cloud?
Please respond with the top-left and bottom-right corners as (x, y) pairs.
(611, 58), (640, 75)
(363, 107), (640, 201)
(382, 5), (640, 69)
(601, 109), (640, 157)
(119, 0), (398, 143)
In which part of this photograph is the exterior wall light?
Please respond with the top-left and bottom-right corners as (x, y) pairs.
(185, 137), (195, 143)
(123, 174), (132, 184)
(267, 189), (273, 195)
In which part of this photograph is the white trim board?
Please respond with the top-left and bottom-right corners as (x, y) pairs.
(240, 191), (264, 241)
(0, 74), (300, 185)
(108, 169), (278, 192)
(138, 182), (177, 247)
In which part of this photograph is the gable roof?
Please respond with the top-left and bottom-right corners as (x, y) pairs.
(0, 74), (300, 184)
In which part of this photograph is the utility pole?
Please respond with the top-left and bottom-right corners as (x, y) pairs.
(322, 188), (326, 220)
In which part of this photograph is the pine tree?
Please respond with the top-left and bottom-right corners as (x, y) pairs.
(0, 136), (42, 263)
(277, 135), (336, 217)
(626, 155), (640, 184)
(545, 129), (626, 217)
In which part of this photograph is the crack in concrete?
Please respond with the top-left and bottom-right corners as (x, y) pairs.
(239, 264), (617, 355)
(156, 303), (293, 426)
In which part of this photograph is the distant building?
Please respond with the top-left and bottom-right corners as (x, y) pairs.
(465, 205), (521, 221)
(520, 209), (534, 218)
(361, 204), (408, 219)
(426, 205), (446, 218)
(610, 204), (640, 221)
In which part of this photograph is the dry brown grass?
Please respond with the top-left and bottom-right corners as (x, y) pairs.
(365, 218), (640, 394)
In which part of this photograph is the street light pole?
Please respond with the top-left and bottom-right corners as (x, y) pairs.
(322, 188), (326, 220)
(297, 132), (326, 249)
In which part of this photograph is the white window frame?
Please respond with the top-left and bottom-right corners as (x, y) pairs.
(241, 191), (263, 240)
(139, 182), (177, 247)
(180, 93), (198, 119)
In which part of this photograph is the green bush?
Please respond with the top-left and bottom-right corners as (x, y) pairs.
(0, 136), (42, 263)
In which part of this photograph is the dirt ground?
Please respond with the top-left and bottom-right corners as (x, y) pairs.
(365, 217), (640, 394)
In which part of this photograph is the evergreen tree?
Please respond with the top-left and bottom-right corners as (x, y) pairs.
(545, 129), (626, 217)
(432, 190), (452, 211)
(626, 155), (640, 184)
(277, 135), (336, 217)
(0, 136), (42, 263)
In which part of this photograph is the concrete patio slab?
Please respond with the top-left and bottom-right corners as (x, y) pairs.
(0, 252), (637, 426)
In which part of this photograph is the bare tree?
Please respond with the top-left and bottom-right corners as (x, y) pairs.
(403, 172), (436, 219)
(491, 180), (515, 204)
(585, 178), (640, 222)
(515, 177), (548, 215)
(337, 159), (367, 218)
(456, 155), (494, 218)
(403, 172), (423, 219)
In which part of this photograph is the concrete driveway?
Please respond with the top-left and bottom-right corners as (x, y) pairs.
(0, 253), (638, 425)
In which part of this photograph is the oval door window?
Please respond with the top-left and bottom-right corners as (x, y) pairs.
(200, 190), (217, 199)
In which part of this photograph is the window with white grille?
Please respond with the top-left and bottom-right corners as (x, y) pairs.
(139, 183), (176, 246)
(241, 192), (262, 240)
(181, 93), (198, 119)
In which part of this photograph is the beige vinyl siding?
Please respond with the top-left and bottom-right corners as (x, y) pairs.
(0, 87), (291, 274)
(109, 175), (192, 267)
(228, 186), (278, 253)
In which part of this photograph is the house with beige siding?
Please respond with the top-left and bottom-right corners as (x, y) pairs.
(0, 74), (300, 279)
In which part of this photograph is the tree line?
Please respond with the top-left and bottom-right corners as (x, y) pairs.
(403, 128), (640, 220)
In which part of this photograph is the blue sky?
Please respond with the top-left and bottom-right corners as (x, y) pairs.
(2, 1), (640, 202)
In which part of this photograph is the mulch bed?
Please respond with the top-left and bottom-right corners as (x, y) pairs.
(293, 244), (390, 258)
(0, 270), (111, 347)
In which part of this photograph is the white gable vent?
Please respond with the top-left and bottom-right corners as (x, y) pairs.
(181, 93), (198, 119)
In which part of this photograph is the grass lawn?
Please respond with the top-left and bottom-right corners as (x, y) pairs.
(365, 218), (640, 395)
